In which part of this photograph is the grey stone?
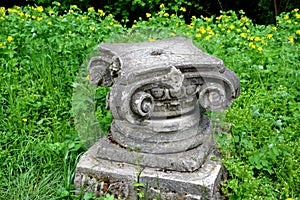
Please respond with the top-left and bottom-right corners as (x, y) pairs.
(75, 143), (224, 200)
(75, 37), (240, 199)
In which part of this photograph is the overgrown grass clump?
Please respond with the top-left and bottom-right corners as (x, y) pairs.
(0, 3), (299, 200)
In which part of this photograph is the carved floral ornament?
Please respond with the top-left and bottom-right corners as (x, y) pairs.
(88, 37), (240, 154)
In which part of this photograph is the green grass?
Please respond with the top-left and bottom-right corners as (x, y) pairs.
(0, 4), (299, 200)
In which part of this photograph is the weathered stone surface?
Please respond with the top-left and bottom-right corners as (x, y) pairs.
(87, 37), (240, 154)
(75, 143), (224, 200)
(75, 37), (240, 199)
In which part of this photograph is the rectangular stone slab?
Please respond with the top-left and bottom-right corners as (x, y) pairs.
(74, 140), (223, 200)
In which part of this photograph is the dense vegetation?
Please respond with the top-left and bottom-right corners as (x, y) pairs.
(0, 2), (299, 200)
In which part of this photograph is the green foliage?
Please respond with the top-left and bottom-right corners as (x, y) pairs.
(0, 3), (299, 200)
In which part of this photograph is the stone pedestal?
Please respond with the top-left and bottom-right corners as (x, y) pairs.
(74, 37), (239, 199)
(74, 138), (224, 200)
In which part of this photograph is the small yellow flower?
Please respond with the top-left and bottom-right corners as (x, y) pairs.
(254, 37), (260, 42)
(237, 28), (241, 32)
(160, 4), (164, 8)
(218, 24), (222, 28)
(32, 16), (36, 19)
(133, 19), (137, 23)
(37, 6), (43, 12)
(192, 16), (196, 19)
(229, 25), (235, 30)
(240, 33), (247, 38)
(98, 9), (105, 16)
(148, 37), (155, 42)
(71, 5), (77, 9)
(257, 47), (263, 51)
(88, 7), (95, 12)
(69, 10), (74, 14)
(296, 13), (300, 19)
(22, 118), (27, 122)
(82, 16), (87, 20)
(196, 33), (201, 38)
(247, 29), (250, 33)
(89, 25), (95, 31)
(272, 27), (277, 31)
(267, 34), (273, 39)
(283, 15), (289, 20)
(7, 36), (13, 42)
(170, 33), (176, 37)
(288, 36), (294, 43)
(292, 8), (299, 12)
(37, 17), (42, 21)
(296, 30), (300, 35)
(57, 2), (61, 6)
(164, 13), (169, 17)
(204, 17), (211, 22)
(146, 13), (151, 18)
(286, 198), (293, 200)
(48, 10), (54, 15)
(86, 75), (90, 81)
(205, 35), (211, 40)
(48, 21), (52, 25)
(180, 7), (186, 12)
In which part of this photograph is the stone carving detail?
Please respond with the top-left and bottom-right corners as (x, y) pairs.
(87, 37), (240, 156)
(76, 37), (240, 199)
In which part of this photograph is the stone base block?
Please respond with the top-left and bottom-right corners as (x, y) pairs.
(74, 140), (224, 200)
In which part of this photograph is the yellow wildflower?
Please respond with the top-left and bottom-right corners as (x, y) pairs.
(286, 198), (293, 200)
(254, 37), (260, 42)
(22, 118), (27, 122)
(69, 10), (74, 14)
(292, 8), (299, 12)
(18, 11), (24, 17)
(287, 20), (291, 23)
(71, 5), (77, 9)
(296, 13), (300, 19)
(218, 24), (222, 28)
(25, 13), (30, 18)
(192, 16), (196, 19)
(89, 25), (95, 31)
(98, 9), (105, 16)
(164, 13), (169, 17)
(88, 7), (95, 12)
(180, 7), (186, 12)
(48, 10), (54, 15)
(7, 36), (13, 42)
(82, 16), (87, 20)
(257, 47), (263, 51)
(57, 2), (61, 6)
(32, 16), (36, 19)
(146, 13), (151, 18)
(170, 33), (176, 37)
(267, 34), (273, 39)
(148, 38), (155, 42)
(296, 30), (300, 35)
(160, 4), (164, 8)
(288, 36), (294, 43)
(273, 27), (277, 31)
(37, 6), (43, 12)
(237, 29), (241, 32)
(247, 29), (250, 33)
(48, 21), (52, 25)
(283, 15), (289, 20)
(205, 35), (211, 40)
(196, 33), (201, 38)
(86, 75), (90, 81)
(229, 25), (235, 30)
(249, 42), (255, 49)
(37, 17), (42, 21)
(204, 17), (211, 22)
(133, 19), (137, 23)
